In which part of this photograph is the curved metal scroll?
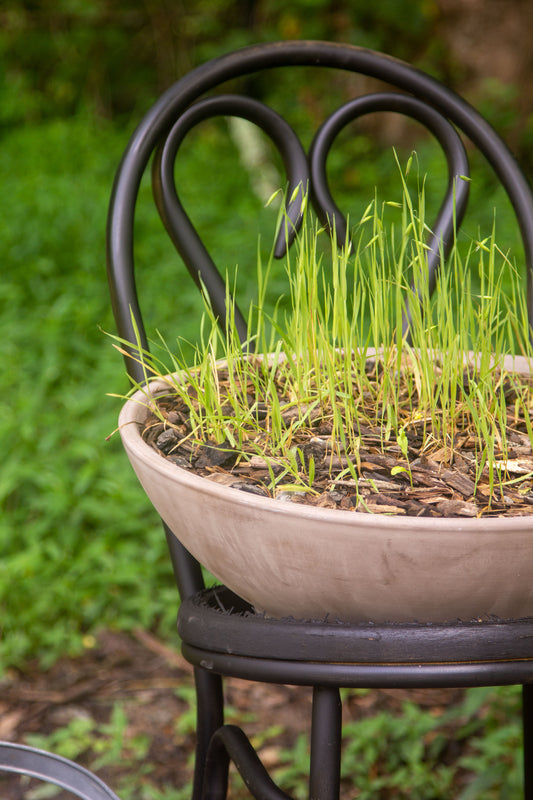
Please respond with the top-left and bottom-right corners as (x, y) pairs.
(202, 725), (292, 800)
(309, 92), (470, 301)
(153, 91), (470, 346)
(152, 94), (309, 344)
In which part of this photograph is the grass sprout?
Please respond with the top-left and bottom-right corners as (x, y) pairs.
(114, 177), (533, 513)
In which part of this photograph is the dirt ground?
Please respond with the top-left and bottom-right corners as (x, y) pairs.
(0, 627), (513, 799)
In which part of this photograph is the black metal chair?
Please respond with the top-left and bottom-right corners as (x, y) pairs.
(106, 41), (533, 799)
(0, 742), (122, 799)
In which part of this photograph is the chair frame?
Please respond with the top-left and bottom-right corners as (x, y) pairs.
(0, 742), (121, 800)
(107, 41), (533, 799)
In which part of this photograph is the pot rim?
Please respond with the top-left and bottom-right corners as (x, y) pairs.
(119, 360), (533, 533)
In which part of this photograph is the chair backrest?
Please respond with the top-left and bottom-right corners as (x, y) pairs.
(106, 40), (533, 598)
(107, 40), (533, 380)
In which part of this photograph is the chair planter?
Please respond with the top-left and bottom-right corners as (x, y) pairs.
(108, 41), (533, 800)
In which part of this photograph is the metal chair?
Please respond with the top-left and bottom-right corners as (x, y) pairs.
(106, 41), (533, 799)
(0, 742), (121, 800)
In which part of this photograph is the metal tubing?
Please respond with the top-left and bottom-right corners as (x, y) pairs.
(178, 587), (533, 666)
(309, 92), (470, 277)
(308, 92), (470, 337)
(193, 669), (225, 800)
(151, 94), (308, 348)
(163, 522), (205, 599)
(183, 643), (533, 690)
(309, 687), (342, 800)
(523, 684), (533, 799)
(0, 743), (121, 800)
(204, 725), (292, 800)
(201, 730), (230, 800)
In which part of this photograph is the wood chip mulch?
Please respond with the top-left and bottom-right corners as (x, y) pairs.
(141, 385), (533, 519)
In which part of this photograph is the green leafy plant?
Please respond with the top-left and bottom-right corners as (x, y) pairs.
(24, 704), (152, 800)
(261, 687), (523, 800)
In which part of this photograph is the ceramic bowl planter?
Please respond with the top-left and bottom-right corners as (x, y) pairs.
(119, 355), (533, 624)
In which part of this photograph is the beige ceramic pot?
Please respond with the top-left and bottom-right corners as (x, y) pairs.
(119, 356), (533, 623)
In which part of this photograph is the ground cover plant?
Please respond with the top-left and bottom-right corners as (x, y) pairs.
(0, 114), (271, 671)
(119, 173), (533, 518)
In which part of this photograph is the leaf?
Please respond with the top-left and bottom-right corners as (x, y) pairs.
(391, 465), (409, 477)
(397, 427), (409, 459)
(275, 484), (316, 494)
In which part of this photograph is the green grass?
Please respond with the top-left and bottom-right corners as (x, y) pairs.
(1, 119), (137, 665)
(0, 115), (172, 669)
(121, 175), (532, 506)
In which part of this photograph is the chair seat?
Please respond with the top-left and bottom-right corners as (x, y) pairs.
(178, 585), (533, 688)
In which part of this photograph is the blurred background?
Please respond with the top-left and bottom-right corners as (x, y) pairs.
(1, 2), (532, 795)
(3, 0), (533, 688)
(2, 0), (533, 152)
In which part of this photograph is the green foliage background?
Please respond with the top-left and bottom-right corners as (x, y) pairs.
(0, 112), (274, 667)
(0, 5), (530, 792)
(1, 0), (440, 124)
(0, 0), (529, 668)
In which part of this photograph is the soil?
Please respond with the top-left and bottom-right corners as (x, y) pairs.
(0, 628), (496, 799)
(142, 358), (533, 519)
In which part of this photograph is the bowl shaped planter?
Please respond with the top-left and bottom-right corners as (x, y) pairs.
(119, 357), (533, 624)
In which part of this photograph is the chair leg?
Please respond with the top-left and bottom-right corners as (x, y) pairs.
(164, 523), (205, 599)
(523, 684), (533, 799)
(309, 687), (342, 800)
(192, 669), (225, 800)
